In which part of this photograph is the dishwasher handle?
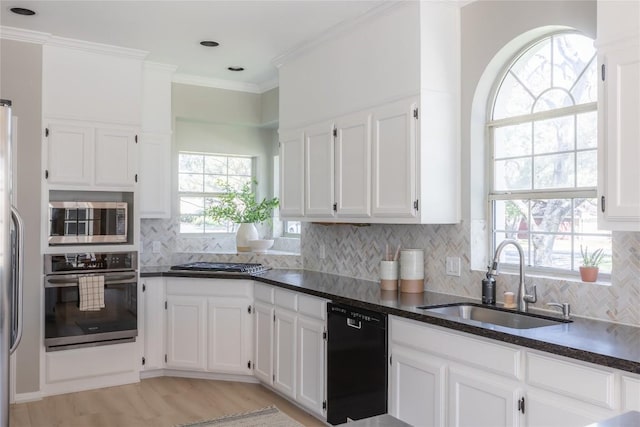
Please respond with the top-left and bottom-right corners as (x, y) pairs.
(347, 318), (362, 329)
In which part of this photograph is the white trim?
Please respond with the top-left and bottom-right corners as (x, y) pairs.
(142, 369), (259, 384)
(257, 78), (279, 93)
(172, 73), (264, 94)
(0, 26), (50, 44)
(13, 391), (43, 404)
(271, 1), (403, 69)
(46, 35), (148, 60)
(143, 61), (178, 73)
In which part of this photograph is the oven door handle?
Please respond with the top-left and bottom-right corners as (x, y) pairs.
(45, 273), (137, 288)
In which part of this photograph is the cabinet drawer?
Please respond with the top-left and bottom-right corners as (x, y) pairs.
(254, 283), (274, 303)
(390, 316), (521, 379)
(274, 288), (298, 311)
(298, 294), (327, 320)
(526, 352), (615, 409)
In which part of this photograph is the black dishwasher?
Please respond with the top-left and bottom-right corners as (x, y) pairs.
(327, 302), (388, 425)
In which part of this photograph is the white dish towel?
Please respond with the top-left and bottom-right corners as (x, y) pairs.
(78, 275), (105, 311)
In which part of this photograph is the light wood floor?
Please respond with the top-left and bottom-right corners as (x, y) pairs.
(9, 377), (327, 427)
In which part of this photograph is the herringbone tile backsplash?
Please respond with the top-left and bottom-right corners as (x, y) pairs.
(302, 222), (640, 326)
(141, 217), (639, 325)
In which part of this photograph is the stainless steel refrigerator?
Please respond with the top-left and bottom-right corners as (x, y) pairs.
(0, 99), (24, 426)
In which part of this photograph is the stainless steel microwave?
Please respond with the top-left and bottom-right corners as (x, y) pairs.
(48, 202), (128, 244)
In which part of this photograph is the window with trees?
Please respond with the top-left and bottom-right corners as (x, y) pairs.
(178, 152), (253, 233)
(489, 32), (612, 276)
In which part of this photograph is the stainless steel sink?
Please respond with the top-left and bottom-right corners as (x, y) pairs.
(417, 303), (571, 330)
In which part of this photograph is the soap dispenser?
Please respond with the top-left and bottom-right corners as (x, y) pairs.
(482, 267), (496, 305)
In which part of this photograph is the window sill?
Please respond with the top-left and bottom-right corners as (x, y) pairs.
(472, 267), (612, 286)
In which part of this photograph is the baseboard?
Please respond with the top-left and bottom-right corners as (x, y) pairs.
(13, 390), (43, 404)
(141, 369), (259, 384)
(42, 371), (140, 397)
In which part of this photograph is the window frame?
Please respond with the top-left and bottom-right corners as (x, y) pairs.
(178, 151), (255, 235)
(486, 31), (611, 279)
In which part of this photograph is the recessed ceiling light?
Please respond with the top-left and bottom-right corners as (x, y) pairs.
(10, 7), (36, 16)
(200, 41), (219, 47)
(228, 67), (245, 72)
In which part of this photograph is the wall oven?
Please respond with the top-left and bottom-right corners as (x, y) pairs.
(48, 201), (128, 244)
(44, 251), (138, 351)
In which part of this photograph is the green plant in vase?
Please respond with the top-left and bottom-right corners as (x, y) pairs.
(579, 245), (604, 282)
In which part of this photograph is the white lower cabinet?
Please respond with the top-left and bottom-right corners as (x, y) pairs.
(390, 316), (624, 427)
(140, 277), (165, 371)
(253, 283), (328, 418)
(165, 295), (207, 370)
(164, 279), (253, 374)
(448, 367), (519, 427)
(389, 345), (446, 427)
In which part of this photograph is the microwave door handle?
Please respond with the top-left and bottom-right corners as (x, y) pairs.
(10, 207), (24, 354)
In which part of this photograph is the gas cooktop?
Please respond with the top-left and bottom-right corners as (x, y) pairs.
(170, 262), (269, 274)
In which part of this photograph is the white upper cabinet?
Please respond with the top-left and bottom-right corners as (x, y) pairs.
(597, 0), (640, 231)
(279, 130), (305, 218)
(44, 121), (138, 190)
(372, 98), (418, 219)
(304, 122), (335, 218)
(277, 1), (459, 224)
(139, 62), (176, 218)
(335, 111), (372, 218)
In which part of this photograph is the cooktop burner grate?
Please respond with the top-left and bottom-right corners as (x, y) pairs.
(170, 262), (269, 274)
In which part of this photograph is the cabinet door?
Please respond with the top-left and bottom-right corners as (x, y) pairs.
(166, 296), (206, 370)
(279, 130), (305, 218)
(274, 308), (297, 399)
(622, 375), (640, 411)
(46, 123), (94, 186)
(371, 98), (418, 219)
(94, 128), (137, 188)
(139, 133), (171, 218)
(525, 390), (613, 427)
(141, 278), (165, 371)
(448, 368), (519, 427)
(207, 297), (252, 374)
(335, 112), (371, 218)
(598, 46), (640, 231)
(296, 314), (326, 417)
(305, 122), (335, 218)
(389, 345), (446, 427)
(253, 301), (274, 384)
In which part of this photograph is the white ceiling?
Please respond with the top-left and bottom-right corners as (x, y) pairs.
(0, 0), (384, 92)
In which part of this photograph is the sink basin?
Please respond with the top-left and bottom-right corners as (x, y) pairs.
(417, 303), (571, 330)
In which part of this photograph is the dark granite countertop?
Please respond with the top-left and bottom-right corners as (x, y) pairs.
(141, 267), (640, 374)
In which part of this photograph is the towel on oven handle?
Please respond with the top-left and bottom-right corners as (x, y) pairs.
(78, 275), (105, 311)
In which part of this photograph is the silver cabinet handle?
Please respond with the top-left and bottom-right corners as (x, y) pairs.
(10, 207), (24, 354)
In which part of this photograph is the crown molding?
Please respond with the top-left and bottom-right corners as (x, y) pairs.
(257, 78), (279, 93)
(173, 73), (270, 94)
(271, 0), (402, 69)
(144, 61), (179, 73)
(46, 35), (148, 60)
(0, 26), (51, 44)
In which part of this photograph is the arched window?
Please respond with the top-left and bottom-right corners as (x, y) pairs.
(488, 32), (611, 276)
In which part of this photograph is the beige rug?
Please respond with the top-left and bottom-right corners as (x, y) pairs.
(175, 405), (304, 427)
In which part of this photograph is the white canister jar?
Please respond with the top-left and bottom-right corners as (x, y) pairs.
(400, 249), (424, 293)
(379, 260), (399, 291)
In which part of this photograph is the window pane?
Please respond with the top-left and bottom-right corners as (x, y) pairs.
(532, 88), (573, 112)
(204, 174), (226, 192)
(534, 116), (575, 154)
(494, 123), (531, 159)
(577, 111), (597, 149)
(180, 197), (204, 215)
(493, 73), (534, 119)
(531, 233), (572, 269)
(228, 157), (252, 176)
(495, 233), (531, 265)
(553, 34), (595, 91)
(576, 150), (597, 187)
(511, 38), (552, 97)
(204, 156), (227, 174)
(228, 175), (252, 191)
(573, 198), (602, 234)
(572, 58), (598, 104)
(530, 199), (573, 234)
(179, 154), (203, 173)
(534, 153), (575, 189)
(179, 173), (204, 192)
(180, 214), (204, 233)
(494, 200), (529, 237)
(495, 158), (532, 191)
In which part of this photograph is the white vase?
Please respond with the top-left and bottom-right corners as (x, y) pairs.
(236, 223), (259, 252)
